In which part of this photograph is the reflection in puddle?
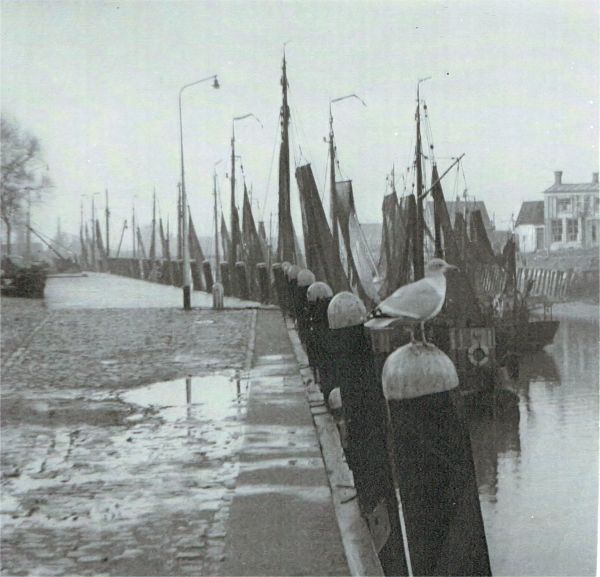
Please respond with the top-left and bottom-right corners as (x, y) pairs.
(122, 372), (246, 422)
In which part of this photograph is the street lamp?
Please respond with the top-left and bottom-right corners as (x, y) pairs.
(179, 74), (220, 311)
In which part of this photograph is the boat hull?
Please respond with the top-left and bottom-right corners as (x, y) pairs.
(496, 319), (559, 352)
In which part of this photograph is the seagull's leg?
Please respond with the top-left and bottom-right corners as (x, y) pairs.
(420, 321), (429, 345)
(409, 326), (417, 344)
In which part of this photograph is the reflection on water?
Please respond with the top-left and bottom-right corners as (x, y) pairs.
(122, 372), (246, 423)
(470, 316), (599, 576)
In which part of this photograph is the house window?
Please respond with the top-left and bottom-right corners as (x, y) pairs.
(567, 218), (578, 242)
(557, 198), (571, 212)
(595, 197), (599, 214)
(551, 219), (563, 242)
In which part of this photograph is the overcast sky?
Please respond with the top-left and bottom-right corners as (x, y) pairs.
(2, 0), (598, 246)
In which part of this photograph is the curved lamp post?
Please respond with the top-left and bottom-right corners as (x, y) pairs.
(179, 74), (220, 310)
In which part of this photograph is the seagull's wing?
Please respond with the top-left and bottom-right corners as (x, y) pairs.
(377, 278), (443, 320)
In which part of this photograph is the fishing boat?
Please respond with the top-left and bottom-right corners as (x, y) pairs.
(467, 215), (560, 356)
(367, 87), (500, 396)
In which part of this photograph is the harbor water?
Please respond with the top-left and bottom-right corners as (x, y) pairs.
(470, 306), (599, 576)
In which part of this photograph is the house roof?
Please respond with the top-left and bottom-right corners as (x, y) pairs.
(543, 182), (599, 194)
(515, 201), (544, 227)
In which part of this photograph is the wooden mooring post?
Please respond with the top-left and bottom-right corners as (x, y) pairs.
(326, 292), (410, 576)
(202, 260), (214, 293)
(305, 281), (333, 389)
(235, 261), (249, 300)
(220, 262), (231, 296)
(256, 263), (270, 304)
(382, 343), (491, 576)
(296, 269), (316, 345)
(285, 265), (300, 321)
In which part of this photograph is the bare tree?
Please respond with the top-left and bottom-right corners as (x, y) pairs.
(1, 114), (52, 255)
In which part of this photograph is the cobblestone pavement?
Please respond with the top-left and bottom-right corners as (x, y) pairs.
(1, 295), (254, 576)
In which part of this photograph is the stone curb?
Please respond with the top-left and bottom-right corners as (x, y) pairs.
(284, 317), (384, 577)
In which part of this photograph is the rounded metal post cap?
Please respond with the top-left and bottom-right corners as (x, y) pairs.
(382, 343), (459, 401)
(281, 261), (291, 273)
(202, 259), (211, 265)
(256, 262), (266, 269)
(328, 387), (342, 411)
(235, 261), (246, 268)
(307, 281), (333, 302)
(272, 262), (282, 271)
(327, 291), (367, 329)
(297, 268), (316, 287)
(286, 264), (300, 280)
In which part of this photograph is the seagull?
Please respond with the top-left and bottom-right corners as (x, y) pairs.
(374, 258), (458, 344)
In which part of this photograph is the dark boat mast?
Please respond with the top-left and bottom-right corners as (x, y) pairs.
(413, 78), (429, 280)
(150, 188), (157, 260)
(277, 50), (297, 264)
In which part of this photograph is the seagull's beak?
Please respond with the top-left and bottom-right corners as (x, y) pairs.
(445, 264), (459, 272)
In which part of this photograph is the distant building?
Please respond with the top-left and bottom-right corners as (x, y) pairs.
(543, 171), (599, 251)
(515, 201), (545, 253)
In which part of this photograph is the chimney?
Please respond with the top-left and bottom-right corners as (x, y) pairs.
(593, 172), (599, 185)
(554, 171), (563, 185)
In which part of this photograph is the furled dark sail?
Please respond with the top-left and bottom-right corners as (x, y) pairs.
(220, 214), (231, 263)
(468, 208), (509, 298)
(136, 227), (147, 259)
(431, 165), (444, 259)
(277, 53), (298, 264)
(431, 166), (483, 324)
(79, 222), (88, 268)
(85, 222), (94, 267)
(230, 204), (242, 265)
(334, 180), (380, 307)
(242, 184), (263, 298)
(159, 217), (174, 285)
(149, 191), (157, 260)
(95, 219), (105, 257)
(454, 211), (470, 265)
(469, 210), (496, 265)
(378, 191), (412, 297)
(95, 219), (107, 271)
(501, 236), (517, 293)
(295, 163), (348, 293)
(258, 221), (270, 263)
(188, 212), (206, 291)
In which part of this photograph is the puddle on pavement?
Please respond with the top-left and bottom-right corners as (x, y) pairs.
(121, 372), (246, 422)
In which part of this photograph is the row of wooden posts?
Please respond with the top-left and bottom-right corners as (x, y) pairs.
(273, 262), (492, 577)
(105, 257), (272, 303)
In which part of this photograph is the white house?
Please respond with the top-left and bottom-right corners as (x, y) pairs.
(515, 201), (544, 253)
(544, 171), (599, 251)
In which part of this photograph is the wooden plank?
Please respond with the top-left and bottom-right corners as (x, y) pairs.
(541, 270), (549, 295)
